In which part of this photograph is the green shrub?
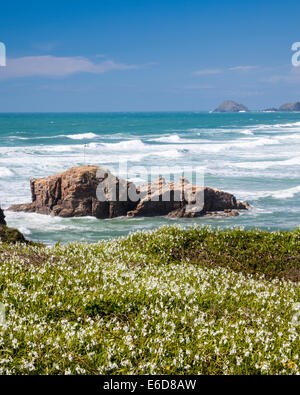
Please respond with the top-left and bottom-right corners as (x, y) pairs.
(0, 226), (299, 375)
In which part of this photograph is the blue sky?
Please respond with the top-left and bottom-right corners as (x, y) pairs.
(1, 0), (300, 111)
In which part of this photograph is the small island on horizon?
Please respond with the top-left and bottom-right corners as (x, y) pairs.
(213, 99), (300, 113)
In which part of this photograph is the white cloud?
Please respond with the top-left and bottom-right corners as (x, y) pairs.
(193, 66), (259, 75)
(229, 65), (258, 71)
(262, 66), (300, 84)
(193, 68), (222, 75)
(0, 55), (139, 79)
(183, 84), (214, 90)
(33, 42), (58, 52)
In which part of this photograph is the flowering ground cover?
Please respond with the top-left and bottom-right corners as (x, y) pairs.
(0, 226), (299, 374)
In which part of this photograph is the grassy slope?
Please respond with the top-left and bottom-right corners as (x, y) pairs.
(0, 226), (299, 375)
(0, 225), (27, 244)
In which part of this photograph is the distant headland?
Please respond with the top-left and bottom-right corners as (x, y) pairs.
(213, 100), (249, 113)
(213, 100), (300, 113)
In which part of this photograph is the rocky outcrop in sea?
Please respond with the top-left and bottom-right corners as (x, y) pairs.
(127, 177), (249, 217)
(8, 166), (250, 219)
(213, 100), (249, 113)
(8, 166), (137, 219)
(278, 101), (300, 111)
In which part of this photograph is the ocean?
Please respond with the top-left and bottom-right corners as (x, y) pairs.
(0, 112), (299, 245)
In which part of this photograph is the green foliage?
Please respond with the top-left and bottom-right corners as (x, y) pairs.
(0, 225), (27, 244)
(0, 226), (299, 375)
(123, 226), (300, 281)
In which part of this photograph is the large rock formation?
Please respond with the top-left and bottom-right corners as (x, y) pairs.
(278, 101), (300, 112)
(213, 100), (249, 113)
(0, 207), (6, 225)
(8, 166), (137, 219)
(8, 166), (250, 219)
(127, 177), (249, 218)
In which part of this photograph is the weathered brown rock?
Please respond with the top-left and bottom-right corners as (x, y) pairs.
(8, 168), (250, 220)
(8, 166), (137, 219)
(127, 177), (250, 218)
(0, 207), (6, 225)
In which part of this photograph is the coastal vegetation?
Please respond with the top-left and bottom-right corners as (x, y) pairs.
(0, 225), (28, 244)
(0, 226), (299, 374)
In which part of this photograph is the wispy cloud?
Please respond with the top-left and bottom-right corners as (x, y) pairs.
(262, 66), (300, 84)
(229, 65), (258, 71)
(0, 55), (139, 79)
(193, 66), (259, 76)
(183, 84), (214, 90)
(193, 68), (222, 75)
(33, 42), (59, 52)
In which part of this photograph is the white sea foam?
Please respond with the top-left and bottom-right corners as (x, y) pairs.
(8, 133), (99, 141)
(149, 134), (201, 144)
(239, 129), (254, 135)
(0, 167), (13, 178)
(234, 185), (300, 200)
(65, 133), (99, 140)
(234, 156), (300, 170)
(186, 128), (202, 132)
(38, 145), (78, 153)
(17, 226), (32, 235)
(9, 136), (29, 140)
(253, 121), (300, 131)
(271, 185), (300, 199)
(188, 136), (280, 154)
(100, 139), (146, 151)
(151, 134), (182, 143)
(155, 149), (182, 158)
(276, 134), (300, 143)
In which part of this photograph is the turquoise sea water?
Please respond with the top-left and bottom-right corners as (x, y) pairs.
(0, 112), (299, 244)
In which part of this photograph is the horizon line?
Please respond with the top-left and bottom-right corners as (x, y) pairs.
(0, 110), (293, 114)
